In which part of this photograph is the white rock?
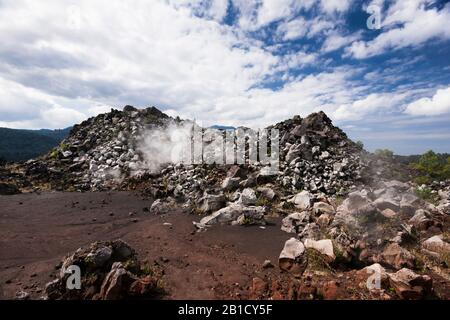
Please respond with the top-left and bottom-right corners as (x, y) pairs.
(304, 239), (335, 262)
(238, 188), (257, 205)
(289, 190), (312, 210)
(279, 238), (305, 261)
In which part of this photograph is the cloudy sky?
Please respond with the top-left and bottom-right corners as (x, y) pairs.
(0, 0), (450, 154)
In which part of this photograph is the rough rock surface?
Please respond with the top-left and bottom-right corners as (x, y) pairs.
(45, 240), (163, 300)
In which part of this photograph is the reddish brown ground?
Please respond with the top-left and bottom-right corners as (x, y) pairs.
(1, 191), (448, 300)
(0, 191), (292, 299)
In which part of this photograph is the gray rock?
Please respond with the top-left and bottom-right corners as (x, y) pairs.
(200, 204), (266, 225)
(257, 187), (276, 201)
(86, 246), (113, 268)
(400, 193), (421, 215)
(281, 212), (310, 234)
(289, 190), (312, 210)
(199, 194), (226, 213)
(238, 188), (257, 205)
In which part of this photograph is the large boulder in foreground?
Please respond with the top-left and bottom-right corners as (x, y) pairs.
(279, 238), (307, 277)
(45, 240), (163, 300)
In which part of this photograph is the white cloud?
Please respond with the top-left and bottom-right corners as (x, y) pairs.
(333, 92), (408, 121)
(347, 1), (450, 58)
(404, 86), (450, 116)
(320, 0), (353, 14)
(277, 16), (335, 41)
(0, 0), (446, 139)
(322, 31), (361, 53)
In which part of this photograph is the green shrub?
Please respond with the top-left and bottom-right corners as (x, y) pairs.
(413, 175), (430, 185)
(415, 187), (438, 204)
(255, 196), (269, 207)
(410, 150), (450, 181)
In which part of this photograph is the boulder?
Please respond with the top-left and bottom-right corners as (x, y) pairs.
(381, 243), (415, 269)
(422, 235), (450, 254)
(200, 204), (266, 226)
(373, 189), (400, 211)
(388, 268), (432, 300)
(150, 198), (174, 214)
(316, 213), (331, 227)
(298, 222), (321, 240)
(380, 208), (397, 218)
(279, 238), (307, 276)
(312, 202), (334, 215)
(289, 190), (312, 210)
(408, 209), (432, 231)
(198, 194), (226, 213)
(400, 193), (421, 215)
(257, 187), (276, 201)
(304, 239), (335, 262)
(86, 246), (113, 268)
(285, 144), (301, 163)
(333, 191), (377, 227)
(281, 212), (310, 234)
(238, 188), (257, 205)
(99, 262), (137, 300)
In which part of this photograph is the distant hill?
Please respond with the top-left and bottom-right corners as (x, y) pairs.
(209, 125), (236, 131)
(0, 127), (72, 162)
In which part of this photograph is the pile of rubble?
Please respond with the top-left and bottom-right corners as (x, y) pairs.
(271, 179), (449, 300)
(2, 107), (368, 196)
(45, 240), (164, 300)
(7, 106), (177, 191)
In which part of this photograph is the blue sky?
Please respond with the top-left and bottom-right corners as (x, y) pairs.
(0, 0), (449, 155)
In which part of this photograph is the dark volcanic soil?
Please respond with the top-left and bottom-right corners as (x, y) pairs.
(0, 191), (291, 299)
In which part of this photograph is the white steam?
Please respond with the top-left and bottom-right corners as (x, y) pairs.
(136, 122), (195, 173)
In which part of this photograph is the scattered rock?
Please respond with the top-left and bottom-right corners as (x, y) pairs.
(422, 235), (450, 254)
(289, 191), (312, 210)
(304, 239), (335, 262)
(238, 188), (257, 205)
(281, 212), (310, 234)
(388, 268), (432, 300)
(279, 238), (307, 277)
(381, 243), (415, 269)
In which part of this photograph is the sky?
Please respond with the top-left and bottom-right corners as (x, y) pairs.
(0, 0), (449, 155)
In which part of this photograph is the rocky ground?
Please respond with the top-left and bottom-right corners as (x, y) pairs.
(0, 106), (449, 300)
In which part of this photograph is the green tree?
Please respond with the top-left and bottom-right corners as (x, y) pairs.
(410, 151), (450, 182)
